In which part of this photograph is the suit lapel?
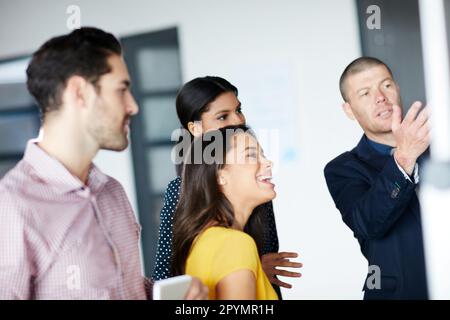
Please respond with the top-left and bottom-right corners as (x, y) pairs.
(354, 135), (390, 172)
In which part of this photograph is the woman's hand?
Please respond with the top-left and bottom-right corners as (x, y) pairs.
(261, 252), (302, 288)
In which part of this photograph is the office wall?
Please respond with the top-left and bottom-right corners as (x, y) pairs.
(0, 0), (366, 299)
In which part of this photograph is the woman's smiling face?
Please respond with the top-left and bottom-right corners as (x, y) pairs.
(219, 132), (276, 212)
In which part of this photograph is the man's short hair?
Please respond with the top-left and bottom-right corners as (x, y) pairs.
(26, 27), (122, 118)
(339, 57), (393, 102)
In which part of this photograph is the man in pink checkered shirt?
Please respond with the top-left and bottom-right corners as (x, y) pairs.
(0, 27), (208, 300)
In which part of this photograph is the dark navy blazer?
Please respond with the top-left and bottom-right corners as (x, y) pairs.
(324, 135), (428, 299)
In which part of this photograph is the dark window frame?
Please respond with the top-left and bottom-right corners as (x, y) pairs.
(0, 55), (40, 172)
(121, 27), (182, 276)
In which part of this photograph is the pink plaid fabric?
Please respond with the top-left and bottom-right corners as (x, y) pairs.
(0, 141), (150, 300)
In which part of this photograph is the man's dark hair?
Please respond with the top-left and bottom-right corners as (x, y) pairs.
(26, 27), (122, 118)
(339, 56), (393, 102)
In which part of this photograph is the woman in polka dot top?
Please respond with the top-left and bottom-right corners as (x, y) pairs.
(152, 76), (302, 298)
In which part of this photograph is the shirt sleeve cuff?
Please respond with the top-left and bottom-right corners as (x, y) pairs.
(394, 157), (419, 184)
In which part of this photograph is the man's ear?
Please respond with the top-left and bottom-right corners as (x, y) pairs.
(342, 102), (356, 120)
(187, 121), (203, 137)
(64, 75), (90, 110)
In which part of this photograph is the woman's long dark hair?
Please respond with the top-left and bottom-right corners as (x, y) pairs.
(171, 125), (266, 276)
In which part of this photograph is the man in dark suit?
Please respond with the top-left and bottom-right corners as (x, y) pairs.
(324, 57), (430, 299)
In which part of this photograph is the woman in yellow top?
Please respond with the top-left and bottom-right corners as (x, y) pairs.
(172, 124), (280, 300)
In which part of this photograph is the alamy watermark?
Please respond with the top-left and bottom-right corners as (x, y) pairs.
(366, 265), (381, 290)
(66, 5), (81, 30)
(66, 265), (81, 290)
(366, 5), (381, 30)
(169, 126), (280, 168)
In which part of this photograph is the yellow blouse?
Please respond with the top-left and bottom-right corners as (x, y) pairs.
(185, 226), (278, 300)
